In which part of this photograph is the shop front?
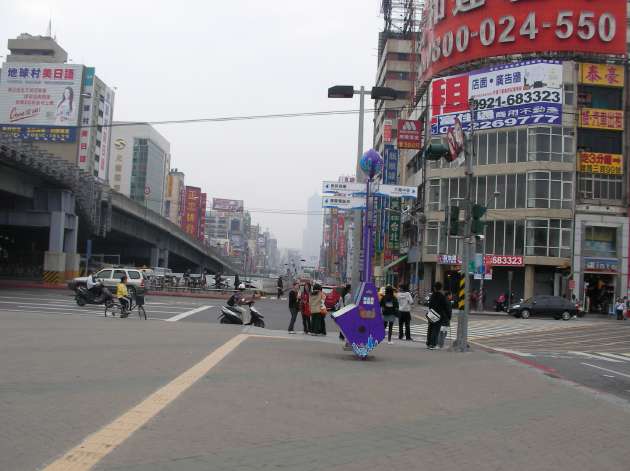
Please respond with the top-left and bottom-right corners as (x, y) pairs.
(573, 218), (629, 313)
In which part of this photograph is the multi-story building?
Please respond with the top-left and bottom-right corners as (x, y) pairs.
(109, 123), (171, 215)
(398, 0), (628, 312)
(164, 169), (185, 226)
(0, 34), (115, 179)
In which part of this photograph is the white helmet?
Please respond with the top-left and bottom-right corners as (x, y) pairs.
(238, 283), (246, 290)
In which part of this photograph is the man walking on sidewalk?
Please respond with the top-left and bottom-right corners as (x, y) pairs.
(427, 282), (448, 349)
(396, 284), (414, 341)
(277, 276), (284, 299)
(287, 282), (299, 333)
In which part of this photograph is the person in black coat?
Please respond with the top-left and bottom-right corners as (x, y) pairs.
(427, 281), (449, 349)
(438, 290), (453, 348)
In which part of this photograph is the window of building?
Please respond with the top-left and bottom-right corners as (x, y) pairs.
(426, 221), (439, 254)
(583, 226), (617, 257)
(428, 179), (440, 211)
(527, 126), (574, 162)
(578, 173), (623, 201)
(525, 219), (572, 257)
(527, 171), (573, 209)
(564, 83), (575, 106)
(578, 128), (622, 154)
(482, 220), (525, 256)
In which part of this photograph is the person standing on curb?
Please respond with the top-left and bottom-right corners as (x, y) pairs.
(427, 282), (449, 350)
(287, 282), (299, 333)
(437, 290), (453, 348)
(277, 276), (284, 299)
(299, 281), (312, 334)
(380, 285), (399, 345)
(309, 284), (327, 336)
(615, 297), (625, 320)
(337, 284), (352, 346)
(396, 284), (414, 341)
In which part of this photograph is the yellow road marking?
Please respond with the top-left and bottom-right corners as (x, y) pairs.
(42, 334), (248, 471)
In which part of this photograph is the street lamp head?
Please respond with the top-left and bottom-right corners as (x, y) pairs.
(328, 85), (355, 98)
(370, 86), (398, 101)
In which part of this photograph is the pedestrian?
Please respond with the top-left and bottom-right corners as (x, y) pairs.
(615, 297), (625, 320)
(380, 285), (399, 344)
(396, 284), (414, 341)
(337, 284), (352, 344)
(438, 290), (453, 349)
(427, 282), (449, 349)
(277, 276), (284, 299)
(287, 282), (299, 333)
(234, 273), (240, 290)
(299, 282), (312, 334)
(309, 283), (327, 335)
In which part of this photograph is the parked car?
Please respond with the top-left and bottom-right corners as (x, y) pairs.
(322, 285), (342, 311)
(509, 295), (582, 321)
(68, 268), (146, 297)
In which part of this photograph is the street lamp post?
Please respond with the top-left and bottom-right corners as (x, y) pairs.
(327, 85), (397, 289)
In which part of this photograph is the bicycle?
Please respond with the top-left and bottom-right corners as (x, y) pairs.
(104, 295), (147, 320)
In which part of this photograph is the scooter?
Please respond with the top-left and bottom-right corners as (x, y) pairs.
(218, 301), (265, 328)
(75, 285), (114, 307)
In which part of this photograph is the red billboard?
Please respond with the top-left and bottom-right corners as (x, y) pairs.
(419, 0), (626, 84)
(397, 120), (424, 149)
(182, 186), (206, 241)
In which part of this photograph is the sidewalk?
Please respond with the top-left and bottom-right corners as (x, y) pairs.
(3, 311), (628, 471)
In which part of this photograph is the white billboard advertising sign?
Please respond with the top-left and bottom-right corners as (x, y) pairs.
(0, 63), (84, 140)
(321, 195), (366, 210)
(322, 181), (364, 194)
(430, 60), (563, 135)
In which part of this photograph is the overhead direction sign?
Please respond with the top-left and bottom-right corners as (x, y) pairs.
(321, 195), (366, 210)
(322, 181), (417, 199)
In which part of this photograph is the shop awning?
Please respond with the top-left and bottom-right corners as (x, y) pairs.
(384, 255), (408, 271)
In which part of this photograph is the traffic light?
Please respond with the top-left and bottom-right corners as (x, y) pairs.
(448, 205), (460, 236)
(471, 204), (487, 234)
(424, 143), (450, 161)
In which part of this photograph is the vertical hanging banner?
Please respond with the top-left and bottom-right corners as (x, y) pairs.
(383, 144), (399, 185)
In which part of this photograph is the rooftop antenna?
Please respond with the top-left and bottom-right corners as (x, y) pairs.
(45, 18), (52, 37)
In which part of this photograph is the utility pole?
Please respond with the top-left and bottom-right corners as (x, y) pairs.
(453, 100), (476, 352)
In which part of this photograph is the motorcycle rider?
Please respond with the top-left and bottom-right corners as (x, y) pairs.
(214, 272), (224, 289)
(226, 283), (249, 314)
(86, 271), (102, 300)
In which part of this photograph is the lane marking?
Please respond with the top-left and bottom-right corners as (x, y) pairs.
(596, 352), (630, 362)
(42, 334), (248, 471)
(570, 351), (623, 363)
(165, 305), (214, 322)
(581, 363), (630, 380)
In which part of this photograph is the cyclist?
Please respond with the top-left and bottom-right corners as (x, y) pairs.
(116, 275), (131, 317)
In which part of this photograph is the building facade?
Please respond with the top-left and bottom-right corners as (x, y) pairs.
(109, 123), (171, 216)
(0, 34), (115, 179)
(396, 0), (629, 313)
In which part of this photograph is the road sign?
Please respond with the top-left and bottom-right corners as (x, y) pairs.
(322, 181), (417, 199)
(322, 181), (364, 194)
(321, 195), (366, 210)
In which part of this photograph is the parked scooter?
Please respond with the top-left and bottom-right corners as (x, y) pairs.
(75, 285), (114, 307)
(218, 301), (265, 328)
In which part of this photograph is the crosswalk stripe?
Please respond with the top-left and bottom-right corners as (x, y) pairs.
(568, 352), (623, 363)
(595, 352), (630, 362)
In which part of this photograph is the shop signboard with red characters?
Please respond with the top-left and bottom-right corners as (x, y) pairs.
(484, 254), (524, 267)
(419, 0), (626, 85)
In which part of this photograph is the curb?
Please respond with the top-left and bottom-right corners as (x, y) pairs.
(145, 291), (231, 300)
(0, 281), (67, 290)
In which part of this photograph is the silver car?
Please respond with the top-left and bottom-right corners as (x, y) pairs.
(69, 268), (146, 297)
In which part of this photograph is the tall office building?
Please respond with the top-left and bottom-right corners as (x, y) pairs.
(109, 123), (171, 215)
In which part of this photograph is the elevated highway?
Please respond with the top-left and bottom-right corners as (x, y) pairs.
(0, 135), (238, 283)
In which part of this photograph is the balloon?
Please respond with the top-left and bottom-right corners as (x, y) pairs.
(359, 149), (384, 179)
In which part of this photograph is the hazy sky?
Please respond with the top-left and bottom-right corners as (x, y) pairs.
(1, 0), (383, 249)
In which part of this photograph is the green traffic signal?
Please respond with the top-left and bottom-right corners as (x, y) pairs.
(471, 204), (487, 234)
(448, 206), (460, 236)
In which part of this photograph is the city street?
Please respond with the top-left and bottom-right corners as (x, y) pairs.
(1, 291), (630, 471)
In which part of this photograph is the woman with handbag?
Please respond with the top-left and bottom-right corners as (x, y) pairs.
(427, 282), (449, 350)
(309, 284), (327, 336)
(380, 285), (399, 344)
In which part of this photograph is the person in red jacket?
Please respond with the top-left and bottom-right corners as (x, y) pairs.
(299, 282), (312, 334)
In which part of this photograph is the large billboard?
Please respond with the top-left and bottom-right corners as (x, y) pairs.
(397, 120), (424, 150)
(212, 198), (244, 212)
(430, 60), (563, 135)
(0, 63), (84, 142)
(419, 0), (626, 84)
